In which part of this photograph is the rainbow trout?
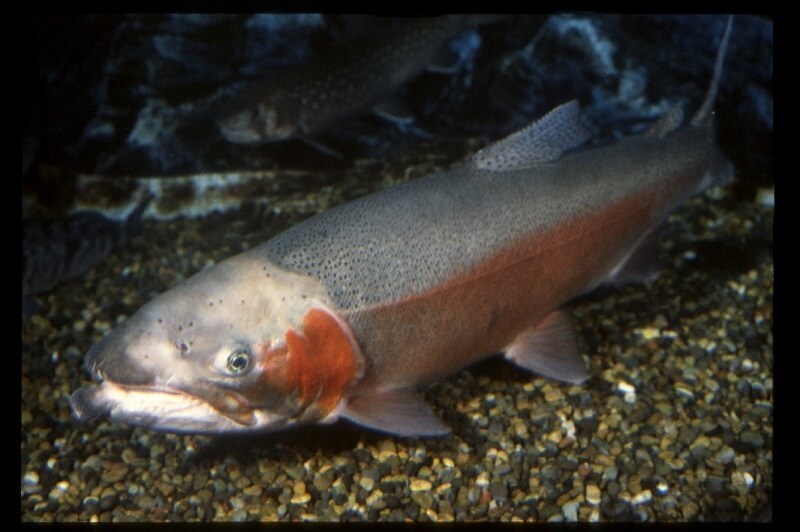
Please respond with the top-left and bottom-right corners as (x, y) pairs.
(71, 17), (734, 436)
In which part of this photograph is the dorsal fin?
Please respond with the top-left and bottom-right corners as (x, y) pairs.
(643, 105), (685, 139)
(471, 100), (591, 171)
(691, 15), (734, 127)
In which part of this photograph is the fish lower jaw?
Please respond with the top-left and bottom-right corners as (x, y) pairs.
(69, 381), (286, 433)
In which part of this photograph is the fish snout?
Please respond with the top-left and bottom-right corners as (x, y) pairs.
(69, 385), (108, 422)
(83, 328), (157, 385)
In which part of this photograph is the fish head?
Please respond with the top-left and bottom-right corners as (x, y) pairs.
(70, 251), (364, 433)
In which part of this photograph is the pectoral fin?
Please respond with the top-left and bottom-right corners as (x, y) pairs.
(503, 310), (589, 385)
(294, 134), (344, 159)
(372, 97), (415, 126)
(342, 388), (450, 436)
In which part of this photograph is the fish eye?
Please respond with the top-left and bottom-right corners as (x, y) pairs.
(175, 341), (190, 356)
(226, 348), (252, 375)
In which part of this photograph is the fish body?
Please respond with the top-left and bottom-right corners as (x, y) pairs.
(216, 15), (493, 144)
(70, 18), (733, 436)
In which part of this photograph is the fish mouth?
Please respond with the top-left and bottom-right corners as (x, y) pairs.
(69, 381), (284, 433)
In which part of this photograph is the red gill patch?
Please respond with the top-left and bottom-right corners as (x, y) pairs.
(285, 307), (361, 415)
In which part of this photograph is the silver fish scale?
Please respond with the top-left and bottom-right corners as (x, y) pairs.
(262, 168), (486, 309)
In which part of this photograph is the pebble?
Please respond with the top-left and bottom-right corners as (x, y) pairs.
(739, 430), (765, 449)
(135, 493), (156, 511)
(313, 472), (333, 492)
(23, 471), (40, 490)
(358, 476), (375, 493)
(674, 385), (695, 400)
(120, 448), (140, 465)
(409, 479), (432, 492)
(155, 480), (174, 497)
(365, 494), (385, 514)
(616, 381), (635, 394)
(602, 466), (619, 483)
(48, 481), (69, 502)
(639, 327), (661, 341)
(101, 463), (128, 484)
(586, 485), (601, 505)
(411, 492), (434, 510)
(544, 388), (563, 402)
(632, 490), (653, 506)
(731, 471), (754, 495)
(99, 488), (118, 511)
(290, 493), (311, 505)
(562, 500), (580, 521)
(713, 446), (736, 465)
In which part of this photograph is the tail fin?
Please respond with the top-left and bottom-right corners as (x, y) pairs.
(691, 15), (734, 127)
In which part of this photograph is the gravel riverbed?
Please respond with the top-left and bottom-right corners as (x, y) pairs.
(22, 150), (772, 522)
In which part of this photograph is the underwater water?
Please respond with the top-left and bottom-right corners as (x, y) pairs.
(22, 14), (772, 522)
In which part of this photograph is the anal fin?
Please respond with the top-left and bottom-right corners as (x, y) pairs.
(503, 310), (588, 385)
(607, 226), (663, 286)
(342, 388), (450, 437)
